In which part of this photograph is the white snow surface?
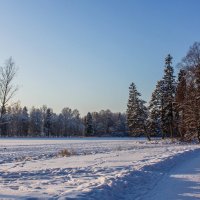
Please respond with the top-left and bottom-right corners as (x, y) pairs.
(0, 138), (200, 199)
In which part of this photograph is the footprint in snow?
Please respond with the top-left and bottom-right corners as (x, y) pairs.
(10, 186), (19, 190)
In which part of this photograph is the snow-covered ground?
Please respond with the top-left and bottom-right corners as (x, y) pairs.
(0, 138), (199, 199)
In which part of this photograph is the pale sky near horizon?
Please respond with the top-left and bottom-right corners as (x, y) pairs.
(0, 0), (199, 116)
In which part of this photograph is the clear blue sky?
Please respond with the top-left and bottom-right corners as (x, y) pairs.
(0, 0), (199, 116)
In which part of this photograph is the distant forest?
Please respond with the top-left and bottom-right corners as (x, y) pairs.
(0, 42), (200, 142)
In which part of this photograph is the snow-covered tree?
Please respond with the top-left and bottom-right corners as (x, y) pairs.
(127, 82), (150, 140)
(49, 113), (60, 137)
(61, 107), (72, 137)
(87, 111), (127, 137)
(57, 114), (65, 137)
(162, 54), (176, 138)
(70, 109), (84, 136)
(9, 103), (22, 137)
(85, 112), (93, 136)
(114, 113), (127, 136)
(148, 80), (164, 137)
(60, 107), (84, 137)
(43, 108), (52, 137)
(29, 107), (43, 136)
(149, 55), (176, 139)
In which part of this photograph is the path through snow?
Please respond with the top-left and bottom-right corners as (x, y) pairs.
(144, 148), (200, 200)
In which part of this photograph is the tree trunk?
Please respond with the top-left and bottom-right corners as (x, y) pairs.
(143, 125), (151, 141)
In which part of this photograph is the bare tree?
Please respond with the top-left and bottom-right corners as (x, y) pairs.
(0, 57), (18, 136)
(0, 57), (18, 116)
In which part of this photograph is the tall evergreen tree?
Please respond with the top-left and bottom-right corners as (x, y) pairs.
(162, 54), (176, 138)
(148, 80), (164, 137)
(148, 55), (176, 139)
(127, 82), (150, 140)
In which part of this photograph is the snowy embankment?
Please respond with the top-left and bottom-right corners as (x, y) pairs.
(0, 138), (199, 199)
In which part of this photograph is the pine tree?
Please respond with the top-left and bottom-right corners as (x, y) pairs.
(162, 54), (176, 139)
(85, 112), (93, 136)
(148, 80), (164, 137)
(127, 82), (150, 140)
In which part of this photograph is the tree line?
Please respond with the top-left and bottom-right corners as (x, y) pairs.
(0, 104), (127, 137)
(0, 42), (200, 141)
(127, 42), (200, 142)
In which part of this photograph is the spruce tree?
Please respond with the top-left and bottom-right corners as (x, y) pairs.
(162, 54), (176, 139)
(127, 82), (150, 140)
(148, 55), (176, 139)
(148, 80), (164, 137)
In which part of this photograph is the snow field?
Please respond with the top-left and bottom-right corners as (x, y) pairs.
(0, 138), (199, 199)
